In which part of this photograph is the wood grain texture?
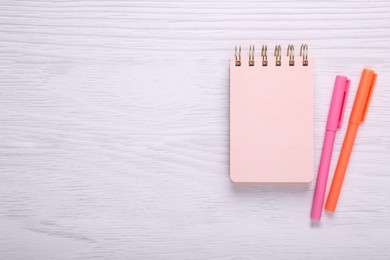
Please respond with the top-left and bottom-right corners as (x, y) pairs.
(1, 0), (390, 259)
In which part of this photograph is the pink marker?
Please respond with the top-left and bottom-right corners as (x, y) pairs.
(311, 76), (350, 221)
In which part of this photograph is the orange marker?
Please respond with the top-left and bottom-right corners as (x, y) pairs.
(325, 68), (377, 212)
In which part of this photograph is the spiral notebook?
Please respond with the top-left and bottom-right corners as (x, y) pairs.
(230, 44), (314, 183)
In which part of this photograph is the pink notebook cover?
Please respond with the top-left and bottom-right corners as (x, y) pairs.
(230, 56), (314, 183)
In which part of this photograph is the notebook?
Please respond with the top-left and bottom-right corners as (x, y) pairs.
(230, 44), (314, 183)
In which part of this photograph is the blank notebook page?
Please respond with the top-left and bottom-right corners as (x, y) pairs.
(230, 56), (314, 183)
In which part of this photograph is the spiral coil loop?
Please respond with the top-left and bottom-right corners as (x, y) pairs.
(274, 45), (281, 66)
(235, 45), (241, 66)
(261, 45), (268, 66)
(300, 44), (308, 66)
(287, 44), (294, 66)
(249, 45), (255, 66)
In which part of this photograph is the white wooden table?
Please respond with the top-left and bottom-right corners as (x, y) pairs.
(1, 0), (390, 259)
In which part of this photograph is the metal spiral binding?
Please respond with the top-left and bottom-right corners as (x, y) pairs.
(261, 45), (268, 66)
(235, 45), (241, 66)
(274, 45), (281, 66)
(234, 44), (308, 66)
(249, 45), (255, 66)
(287, 44), (294, 66)
(300, 44), (308, 66)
